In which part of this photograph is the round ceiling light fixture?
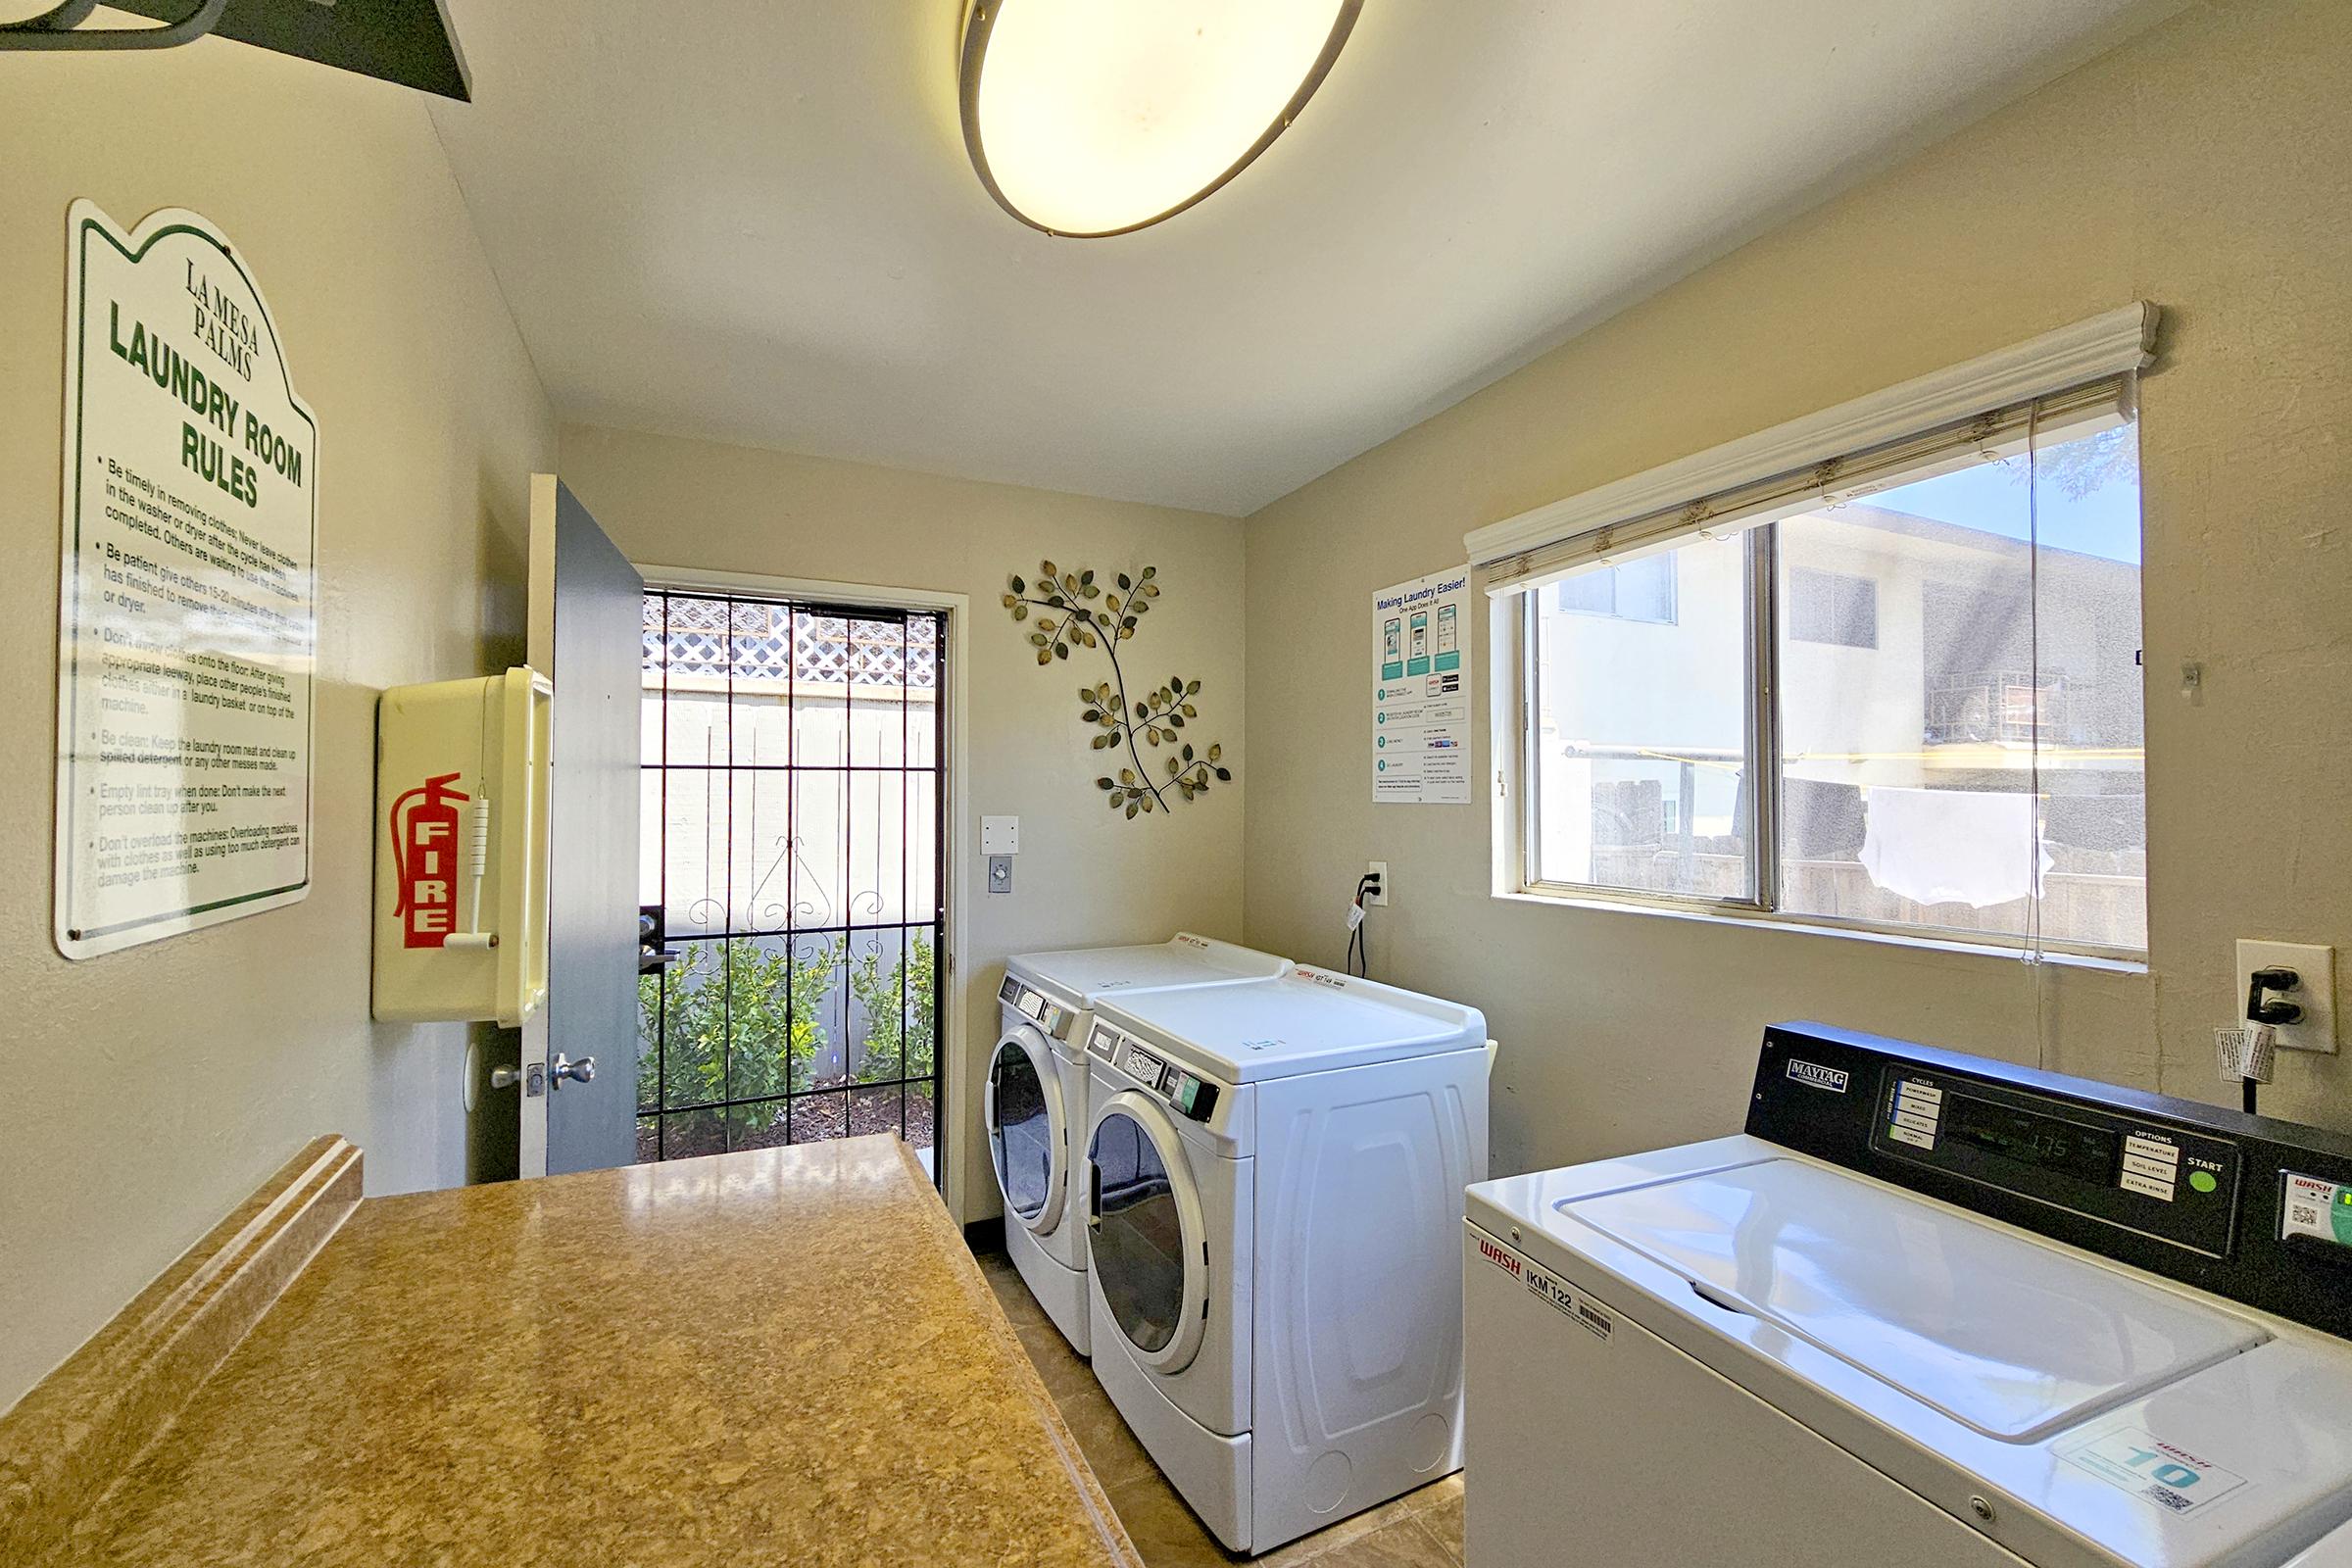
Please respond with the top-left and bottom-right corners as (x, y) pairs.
(959, 0), (1363, 239)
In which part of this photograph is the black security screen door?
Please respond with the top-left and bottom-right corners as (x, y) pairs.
(638, 591), (946, 1180)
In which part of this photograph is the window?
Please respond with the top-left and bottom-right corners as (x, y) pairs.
(1513, 377), (2145, 956)
(1787, 566), (1878, 649)
(1553, 553), (1677, 622)
(1529, 533), (1749, 900)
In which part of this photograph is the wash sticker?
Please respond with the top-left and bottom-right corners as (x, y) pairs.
(2059, 1428), (2248, 1515)
(2282, 1172), (2352, 1250)
(1475, 1234), (1522, 1279)
(1476, 1235), (1613, 1341)
(1526, 1260), (1613, 1340)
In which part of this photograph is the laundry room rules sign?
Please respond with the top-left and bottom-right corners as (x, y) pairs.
(54, 202), (318, 959)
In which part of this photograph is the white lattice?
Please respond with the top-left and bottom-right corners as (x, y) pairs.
(643, 595), (937, 687)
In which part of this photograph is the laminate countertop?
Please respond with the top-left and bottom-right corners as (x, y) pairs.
(36, 1136), (1141, 1568)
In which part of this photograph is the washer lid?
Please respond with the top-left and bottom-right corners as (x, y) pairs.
(1006, 933), (1287, 1009)
(1564, 1157), (2267, 1442)
(1096, 967), (1485, 1082)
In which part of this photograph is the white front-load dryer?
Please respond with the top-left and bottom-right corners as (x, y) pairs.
(1083, 966), (1490, 1554)
(984, 934), (1288, 1355)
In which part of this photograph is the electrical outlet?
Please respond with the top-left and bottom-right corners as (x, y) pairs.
(1365, 860), (1389, 907)
(2236, 940), (2336, 1054)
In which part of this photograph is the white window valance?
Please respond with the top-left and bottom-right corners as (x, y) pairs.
(1467, 303), (2160, 597)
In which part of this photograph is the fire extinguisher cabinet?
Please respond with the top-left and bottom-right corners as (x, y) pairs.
(372, 666), (553, 1026)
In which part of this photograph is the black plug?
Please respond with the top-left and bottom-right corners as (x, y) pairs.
(2247, 966), (2304, 1026)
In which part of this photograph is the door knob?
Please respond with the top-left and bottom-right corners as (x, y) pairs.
(550, 1054), (596, 1090)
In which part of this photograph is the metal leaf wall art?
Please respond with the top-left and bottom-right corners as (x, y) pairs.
(1002, 561), (1232, 819)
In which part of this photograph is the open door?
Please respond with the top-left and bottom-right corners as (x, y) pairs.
(520, 474), (644, 1176)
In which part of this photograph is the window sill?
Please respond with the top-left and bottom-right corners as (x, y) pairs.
(1491, 886), (2149, 976)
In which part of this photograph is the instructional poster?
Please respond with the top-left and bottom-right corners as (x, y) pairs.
(54, 202), (318, 959)
(1371, 568), (1472, 804)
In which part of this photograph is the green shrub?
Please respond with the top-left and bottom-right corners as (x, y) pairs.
(848, 933), (936, 1083)
(637, 939), (839, 1116)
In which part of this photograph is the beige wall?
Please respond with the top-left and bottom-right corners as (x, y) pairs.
(1244, 0), (2352, 1178)
(559, 425), (1248, 1221)
(0, 43), (556, 1412)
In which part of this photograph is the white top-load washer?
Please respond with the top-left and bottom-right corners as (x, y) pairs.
(1082, 965), (1489, 1554)
(1465, 1022), (2352, 1568)
(986, 934), (1289, 1355)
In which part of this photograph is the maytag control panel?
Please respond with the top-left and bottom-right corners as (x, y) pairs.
(1870, 1063), (2243, 1257)
(1089, 1020), (1223, 1124)
(1747, 1022), (2352, 1342)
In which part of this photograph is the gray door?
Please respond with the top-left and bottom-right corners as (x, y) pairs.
(535, 476), (643, 1174)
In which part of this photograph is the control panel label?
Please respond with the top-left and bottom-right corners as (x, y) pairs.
(1526, 1260), (1613, 1340)
(2060, 1427), (2249, 1515)
(1787, 1059), (1849, 1094)
(1121, 1044), (1167, 1092)
(2282, 1172), (2352, 1249)
(1477, 1235), (1613, 1342)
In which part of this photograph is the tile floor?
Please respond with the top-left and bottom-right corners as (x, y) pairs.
(976, 1247), (1465, 1567)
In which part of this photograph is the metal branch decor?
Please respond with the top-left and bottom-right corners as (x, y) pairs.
(1003, 561), (1231, 818)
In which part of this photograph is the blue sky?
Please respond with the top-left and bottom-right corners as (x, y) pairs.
(1869, 443), (2142, 564)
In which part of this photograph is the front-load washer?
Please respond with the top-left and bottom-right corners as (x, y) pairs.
(986, 934), (1289, 1355)
(1081, 965), (1489, 1553)
(1465, 1021), (2352, 1568)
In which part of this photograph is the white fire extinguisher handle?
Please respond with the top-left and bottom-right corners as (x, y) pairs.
(466, 797), (492, 935)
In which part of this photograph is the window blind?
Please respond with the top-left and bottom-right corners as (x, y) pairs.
(1469, 304), (2158, 598)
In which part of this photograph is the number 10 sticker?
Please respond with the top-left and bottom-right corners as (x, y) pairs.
(2059, 1427), (2249, 1515)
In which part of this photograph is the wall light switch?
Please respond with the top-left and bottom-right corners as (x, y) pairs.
(2236, 940), (2336, 1054)
(981, 815), (1019, 857)
(988, 855), (1013, 895)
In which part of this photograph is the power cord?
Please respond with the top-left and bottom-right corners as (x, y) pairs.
(1345, 870), (1382, 978)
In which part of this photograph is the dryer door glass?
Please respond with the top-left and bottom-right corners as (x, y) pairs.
(1090, 1108), (1187, 1354)
(991, 1039), (1056, 1222)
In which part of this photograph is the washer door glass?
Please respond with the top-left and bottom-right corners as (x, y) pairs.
(990, 1035), (1057, 1224)
(1089, 1107), (1190, 1355)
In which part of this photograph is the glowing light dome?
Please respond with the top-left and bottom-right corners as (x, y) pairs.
(959, 0), (1362, 238)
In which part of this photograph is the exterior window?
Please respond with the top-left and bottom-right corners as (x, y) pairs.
(1530, 534), (1749, 901)
(1522, 416), (2144, 956)
(1788, 566), (1878, 648)
(1553, 553), (1677, 623)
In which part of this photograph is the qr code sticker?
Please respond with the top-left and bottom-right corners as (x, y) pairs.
(2149, 1487), (2196, 1513)
(2293, 1203), (2321, 1226)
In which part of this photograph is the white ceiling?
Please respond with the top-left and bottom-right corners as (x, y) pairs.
(427, 0), (2175, 516)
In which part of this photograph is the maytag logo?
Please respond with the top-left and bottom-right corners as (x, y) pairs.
(1787, 1058), (1850, 1094)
